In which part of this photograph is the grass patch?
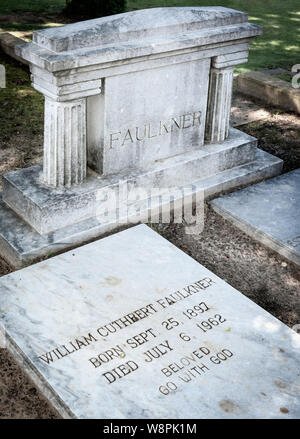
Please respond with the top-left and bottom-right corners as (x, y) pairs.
(0, 52), (43, 143)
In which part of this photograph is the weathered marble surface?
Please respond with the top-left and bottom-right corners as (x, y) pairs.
(0, 225), (299, 419)
(210, 169), (300, 266)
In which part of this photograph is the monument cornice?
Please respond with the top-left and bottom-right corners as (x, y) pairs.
(17, 22), (261, 74)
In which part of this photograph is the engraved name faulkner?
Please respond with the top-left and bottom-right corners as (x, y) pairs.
(37, 277), (235, 397)
(108, 110), (202, 148)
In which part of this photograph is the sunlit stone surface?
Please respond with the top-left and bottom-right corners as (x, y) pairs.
(211, 169), (300, 266)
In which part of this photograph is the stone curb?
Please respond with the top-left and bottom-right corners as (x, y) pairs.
(236, 70), (300, 114)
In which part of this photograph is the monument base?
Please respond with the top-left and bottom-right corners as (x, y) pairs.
(0, 129), (282, 268)
(0, 224), (299, 418)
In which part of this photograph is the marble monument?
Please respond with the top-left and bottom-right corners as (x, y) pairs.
(0, 7), (283, 267)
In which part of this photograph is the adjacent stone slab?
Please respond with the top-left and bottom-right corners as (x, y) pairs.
(0, 225), (299, 419)
(210, 169), (300, 266)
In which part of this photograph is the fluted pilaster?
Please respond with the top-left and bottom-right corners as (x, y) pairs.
(205, 66), (234, 143)
(44, 97), (87, 188)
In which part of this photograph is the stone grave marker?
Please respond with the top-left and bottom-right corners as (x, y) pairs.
(0, 225), (299, 418)
(210, 169), (300, 266)
(0, 7), (283, 268)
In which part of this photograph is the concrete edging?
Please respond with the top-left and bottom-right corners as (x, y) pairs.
(236, 70), (300, 114)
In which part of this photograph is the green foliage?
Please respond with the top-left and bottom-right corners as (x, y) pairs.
(64, 0), (126, 18)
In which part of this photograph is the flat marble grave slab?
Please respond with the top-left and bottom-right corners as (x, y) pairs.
(210, 169), (300, 266)
(0, 224), (299, 419)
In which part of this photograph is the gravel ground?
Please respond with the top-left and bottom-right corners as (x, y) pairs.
(0, 94), (299, 418)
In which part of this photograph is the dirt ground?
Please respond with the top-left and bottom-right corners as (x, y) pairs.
(0, 12), (72, 42)
(0, 91), (300, 418)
